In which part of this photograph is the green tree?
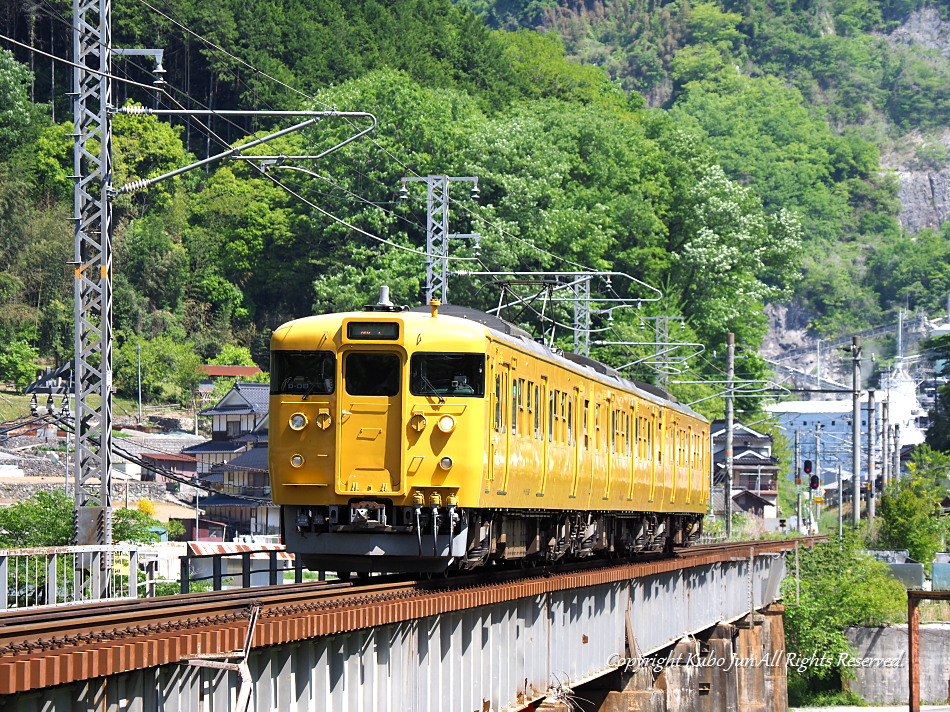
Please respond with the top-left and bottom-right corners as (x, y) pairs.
(209, 344), (257, 366)
(877, 464), (949, 566)
(0, 489), (74, 547)
(0, 339), (39, 391)
(0, 49), (44, 153)
(114, 334), (202, 404)
(782, 534), (905, 702)
(113, 508), (162, 544)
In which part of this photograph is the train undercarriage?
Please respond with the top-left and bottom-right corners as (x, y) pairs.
(284, 504), (704, 574)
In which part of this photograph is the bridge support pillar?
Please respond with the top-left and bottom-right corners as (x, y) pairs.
(591, 603), (787, 712)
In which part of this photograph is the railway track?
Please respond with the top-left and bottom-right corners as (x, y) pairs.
(0, 537), (818, 695)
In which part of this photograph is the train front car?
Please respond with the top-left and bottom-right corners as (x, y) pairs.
(269, 301), (488, 573)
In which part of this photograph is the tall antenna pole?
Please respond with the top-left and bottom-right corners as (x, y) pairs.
(72, 0), (114, 547)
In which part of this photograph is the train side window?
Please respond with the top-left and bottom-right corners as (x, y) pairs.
(626, 413), (632, 457)
(567, 398), (574, 446)
(557, 391), (567, 443)
(518, 378), (531, 435)
(534, 385), (541, 437)
(494, 376), (502, 431)
(584, 401), (590, 449)
(511, 378), (518, 434)
(595, 404), (601, 450)
(344, 352), (399, 396)
(548, 390), (555, 442)
(271, 350), (335, 396)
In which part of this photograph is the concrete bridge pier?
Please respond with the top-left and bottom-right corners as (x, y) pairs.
(539, 604), (788, 712)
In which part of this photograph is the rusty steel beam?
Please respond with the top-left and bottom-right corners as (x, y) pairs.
(906, 589), (950, 712)
(909, 593), (920, 712)
(0, 538), (812, 695)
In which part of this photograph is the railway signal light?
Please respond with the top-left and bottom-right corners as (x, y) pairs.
(803, 459), (813, 474)
(809, 474), (820, 490)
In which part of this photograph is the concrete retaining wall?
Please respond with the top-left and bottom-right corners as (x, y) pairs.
(846, 624), (950, 704)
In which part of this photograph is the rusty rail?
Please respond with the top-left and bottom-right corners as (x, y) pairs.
(0, 537), (817, 695)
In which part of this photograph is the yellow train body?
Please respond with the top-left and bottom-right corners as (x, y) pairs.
(269, 303), (709, 573)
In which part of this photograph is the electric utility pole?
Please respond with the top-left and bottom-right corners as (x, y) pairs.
(867, 388), (876, 523)
(851, 336), (862, 528)
(795, 429), (802, 534)
(725, 332), (735, 539)
(881, 399), (890, 488)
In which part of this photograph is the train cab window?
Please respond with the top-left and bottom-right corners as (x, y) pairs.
(345, 352), (400, 396)
(271, 350), (335, 396)
(410, 353), (485, 398)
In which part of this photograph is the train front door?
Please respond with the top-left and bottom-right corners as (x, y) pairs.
(336, 350), (405, 495)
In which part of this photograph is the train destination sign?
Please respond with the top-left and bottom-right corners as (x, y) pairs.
(347, 322), (400, 340)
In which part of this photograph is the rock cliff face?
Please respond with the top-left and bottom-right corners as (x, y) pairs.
(894, 159), (950, 233)
(884, 8), (950, 233)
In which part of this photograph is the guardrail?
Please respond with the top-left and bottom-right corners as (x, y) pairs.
(0, 545), (144, 610)
(180, 548), (316, 593)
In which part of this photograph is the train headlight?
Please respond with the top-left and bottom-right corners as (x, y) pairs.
(437, 415), (456, 433)
(291, 454), (305, 468)
(290, 413), (308, 430)
(439, 456), (453, 470)
(409, 414), (427, 432)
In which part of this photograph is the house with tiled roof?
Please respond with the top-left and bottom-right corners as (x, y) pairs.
(181, 381), (272, 538)
(182, 382), (268, 474)
(711, 421), (781, 521)
(200, 445), (278, 535)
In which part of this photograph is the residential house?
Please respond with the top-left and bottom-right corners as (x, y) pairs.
(711, 421), (780, 521)
(182, 381), (272, 539)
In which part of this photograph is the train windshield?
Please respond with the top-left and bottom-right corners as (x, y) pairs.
(345, 352), (400, 396)
(410, 353), (485, 398)
(271, 351), (335, 397)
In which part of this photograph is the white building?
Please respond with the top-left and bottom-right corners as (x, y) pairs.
(766, 375), (925, 486)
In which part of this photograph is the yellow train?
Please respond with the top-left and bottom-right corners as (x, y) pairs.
(269, 294), (709, 573)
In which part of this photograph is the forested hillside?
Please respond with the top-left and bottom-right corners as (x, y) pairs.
(0, 0), (947, 416)
(459, 0), (950, 335)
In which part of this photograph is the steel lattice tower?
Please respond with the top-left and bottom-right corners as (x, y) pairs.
(424, 176), (450, 304)
(72, 0), (114, 545)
